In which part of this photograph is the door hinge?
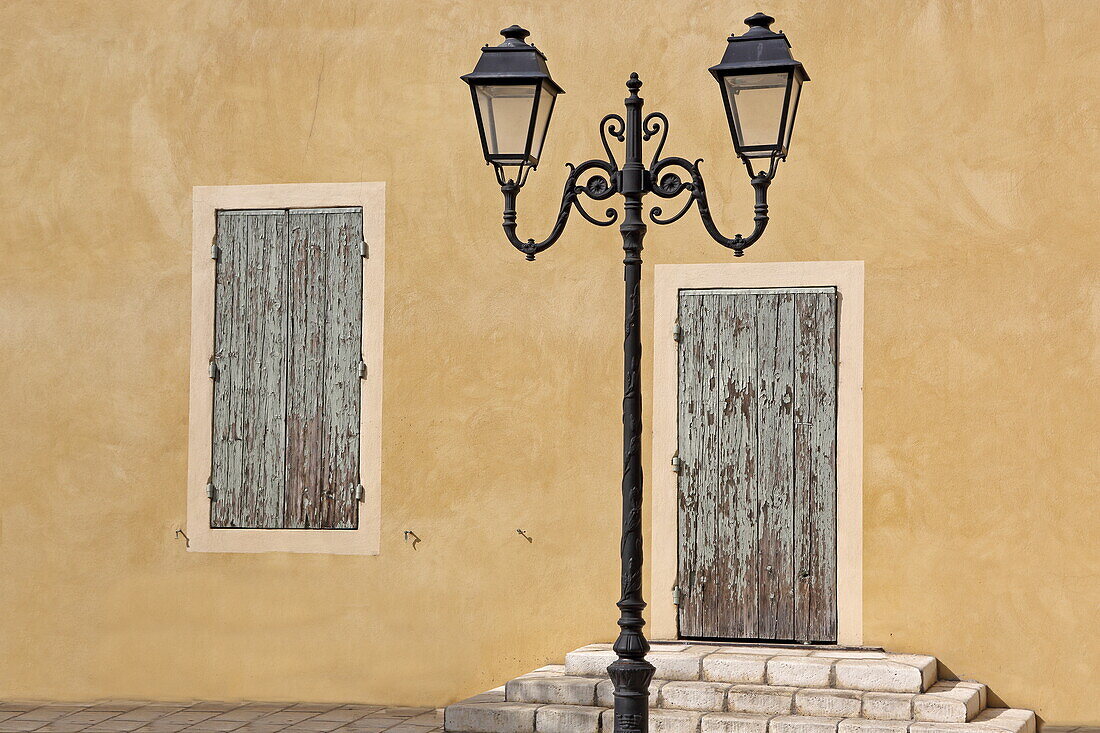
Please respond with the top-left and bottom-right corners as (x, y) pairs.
(206, 482), (216, 500)
(355, 484), (365, 502)
(208, 359), (219, 380)
(359, 240), (369, 258)
(211, 236), (220, 261)
(673, 323), (681, 342)
(358, 359), (367, 379)
(672, 586), (681, 606)
(671, 455), (681, 473)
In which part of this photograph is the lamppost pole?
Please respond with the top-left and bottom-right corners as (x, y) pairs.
(606, 73), (657, 733)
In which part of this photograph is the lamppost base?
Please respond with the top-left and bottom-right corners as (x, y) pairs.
(607, 657), (656, 733)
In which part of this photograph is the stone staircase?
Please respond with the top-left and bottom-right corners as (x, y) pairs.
(444, 642), (1037, 733)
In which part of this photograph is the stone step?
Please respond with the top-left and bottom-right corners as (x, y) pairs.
(565, 645), (939, 694)
(443, 701), (1035, 733)
(505, 673), (985, 723)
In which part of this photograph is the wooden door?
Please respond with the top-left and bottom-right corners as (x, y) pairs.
(676, 287), (838, 642)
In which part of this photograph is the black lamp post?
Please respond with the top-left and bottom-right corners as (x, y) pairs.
(462, 13), (808, 733)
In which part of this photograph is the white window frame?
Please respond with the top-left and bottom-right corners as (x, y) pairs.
(187, 183), (384, 554)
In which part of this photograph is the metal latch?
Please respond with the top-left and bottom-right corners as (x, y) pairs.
(206, 482), (216, 500)
(355, 485), (365, 502)
(208, 359), (219, 380)
(672, 586), (681, 606)
(671, 455), (681, 473)
(359, 240), (369, 258)
(211, 235), (220, 260)
(358, 360), (367, 379)
(673, 323), (681, 342)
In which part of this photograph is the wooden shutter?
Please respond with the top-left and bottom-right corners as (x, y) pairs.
(283, 209), (363, 529)
(677, 288), (838, 642)
(210, 207), (363, 529)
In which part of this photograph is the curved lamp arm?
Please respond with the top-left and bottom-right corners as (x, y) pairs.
(500, 158), (619, 261)
(649, 155), (773, 257)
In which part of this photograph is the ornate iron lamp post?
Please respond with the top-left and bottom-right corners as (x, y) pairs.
(461, 13), (808, 733)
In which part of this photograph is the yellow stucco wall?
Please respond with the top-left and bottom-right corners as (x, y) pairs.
(1, 0), (1097, 724)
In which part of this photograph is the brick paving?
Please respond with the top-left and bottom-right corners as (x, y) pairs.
(0, 702), (443, 733)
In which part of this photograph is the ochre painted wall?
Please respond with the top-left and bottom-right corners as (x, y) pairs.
(1, 0), (1097, 724)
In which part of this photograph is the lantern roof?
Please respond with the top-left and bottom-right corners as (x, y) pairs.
(461, 25), (565, 95)
(709, 12), (809, 82)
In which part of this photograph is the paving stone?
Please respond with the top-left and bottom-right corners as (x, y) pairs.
(950, 682), (987, 711)
(463, 689), (507, 705)
(835, 660), (932, 694)
(913, 682), (982, 723)
(532, 665), (566, 675)
(703, 654), (769, 685)
(793, 689), (863, 718)
(910, 723), (977, 733)
(727, 686), (796, 716)
(714, 648), (811, 657)
(534, 704), (603, 733)
(443, 702), (538, 733)
(565, 649), (619, 677)
(506, 675), (598, 705)
(595, 679), (665, 708)
(600, 708), (703, 733)
(701, 712), (772, 733)
(767, 658), (835, 688)
(860, 692), (913, 721)
(573, 643), (614, 652)
(0, 721), (50, 731)
(811, 652), (887, 660)
(838, 719), (911, 733)
(971, 709), (1036, 733)
(651, 652), (708, 681)
(660, 682), (730, 712)
(769, 715), (841, 733)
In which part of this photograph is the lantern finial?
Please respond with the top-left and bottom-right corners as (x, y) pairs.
(499, 25), (531, 46)
(742, 12), (777, 36)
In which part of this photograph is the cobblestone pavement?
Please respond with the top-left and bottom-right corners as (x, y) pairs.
(0, 702), (443, 733)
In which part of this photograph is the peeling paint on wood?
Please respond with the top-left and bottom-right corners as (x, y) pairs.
(211, 208), (362, 530)
(677, 288), (837, 642)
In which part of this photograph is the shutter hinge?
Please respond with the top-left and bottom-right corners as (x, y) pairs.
(672, 585), (681, 606)
(358, 359), (367, 379)
(208, 358), (218, 380)
(211, 235), (220, 261)
(359, 240), (369, 258)
(671, 455), (681, 473)
(355, 484), (365, 502)
(206, 482), (216, 500)
(673, 323), (681, 342)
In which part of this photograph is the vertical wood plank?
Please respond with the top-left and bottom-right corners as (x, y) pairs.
(676, 294), (721, 637)
(754, 293), (796, 640)
(211, 211), (288, 528)
(319, 210), (363, 529)
(284, 212), (328, 528)
(210, 213), (240, 528)
(715, 293), (759, 638)
(793, 291), (839, 641)
(284, 209), (363, 529)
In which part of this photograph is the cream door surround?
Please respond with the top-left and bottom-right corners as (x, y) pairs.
(650, 261), (863, 645)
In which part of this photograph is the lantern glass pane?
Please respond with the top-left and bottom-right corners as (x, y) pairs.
(782, 76), (802, 152)
(530, 82), (557, 162)
(475, 84), (538, 159)
(724, 72), (789, 153)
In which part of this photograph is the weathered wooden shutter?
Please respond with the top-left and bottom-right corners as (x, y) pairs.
(210, 207), (363, 529)
(677, 288), (838, 642)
